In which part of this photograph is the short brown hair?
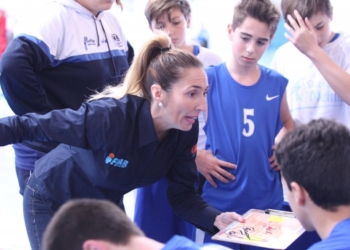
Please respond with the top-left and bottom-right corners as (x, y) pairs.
(275, 119), (350, 211)
(144, 0), (191, 26)
(281, 0), (333, 27)
(232, 0), (280, 38)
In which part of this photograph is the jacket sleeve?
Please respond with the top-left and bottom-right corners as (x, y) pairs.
(0, 36), (54, 116)
(0, 99), (117, 150)
(166, 120), (222, 235)
(0, 5), (64, 116)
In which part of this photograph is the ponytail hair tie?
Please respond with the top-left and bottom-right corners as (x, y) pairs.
(160, 47), (171, 52)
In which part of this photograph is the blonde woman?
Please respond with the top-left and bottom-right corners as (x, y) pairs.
(0, 33), (243, 250)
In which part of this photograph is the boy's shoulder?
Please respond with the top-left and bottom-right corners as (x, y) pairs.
(196, 45), (224, 67)
(329, 32), (350, 51)
(205, 62), (226, 76)
(260, 65), (288, 82)
(273, 41), (300, 58)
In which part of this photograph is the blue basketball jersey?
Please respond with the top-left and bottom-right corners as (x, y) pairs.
(202, 63), (287, 214)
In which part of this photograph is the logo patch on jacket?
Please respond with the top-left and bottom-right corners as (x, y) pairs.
(105, 153), (129, 168)
(111, 33), (123, 47)
(191, 144), (197, 157)
(84, 37), (96, 50)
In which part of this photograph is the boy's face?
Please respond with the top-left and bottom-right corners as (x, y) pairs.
(76, 0), (115, 16)
(150, 7), (190, 50)
(282, 177), (314, 231)
(228, 17), (271, 68)
(308, 12), (333, 48)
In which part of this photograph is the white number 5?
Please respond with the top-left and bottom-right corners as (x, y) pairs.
(242, 108), (255, 137)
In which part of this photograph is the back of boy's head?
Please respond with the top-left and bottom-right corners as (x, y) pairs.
(281, 0), (333, 27)
(232, 0), (280, 38)
(275, 119), (350, 212)
(145, 0), (191, 26)
(42, 199), (144, 250)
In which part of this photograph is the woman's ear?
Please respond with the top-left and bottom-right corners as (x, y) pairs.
(150, 83), (163, 103)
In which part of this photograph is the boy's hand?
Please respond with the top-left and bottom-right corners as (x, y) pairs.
(284, 10), (318, 57)
(214, 212), (245, 230)
(269, 145), (281, 171)
(195, 149), (236, 188)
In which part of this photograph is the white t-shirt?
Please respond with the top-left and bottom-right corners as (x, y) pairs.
(271, 32), (350, 128)
(195, 46), (223, 150)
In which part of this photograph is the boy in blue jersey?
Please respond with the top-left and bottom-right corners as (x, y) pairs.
(194, 0), (294, 248)
(42, 199), (231, 250)
(275, 119), (350, 250)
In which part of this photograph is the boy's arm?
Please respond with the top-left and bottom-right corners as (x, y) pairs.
(196, 150), (236, 187)
(285, 10), (350, 105)
(270, 92), (295, 170)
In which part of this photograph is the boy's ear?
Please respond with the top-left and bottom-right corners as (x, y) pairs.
(268, 35), (274, 45)
(186, 14), (191, 29)
(83, 240), (108, 250)
(227, 23), (234, 40)
(330, 6), (334, 20)
(290, 182), (307, 206)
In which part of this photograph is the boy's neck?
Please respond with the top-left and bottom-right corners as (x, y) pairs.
(226, 59), (261, 86)
(177, 43), (193, 54)
(310, 204), (350, 240)
(117, 235), (164, 250)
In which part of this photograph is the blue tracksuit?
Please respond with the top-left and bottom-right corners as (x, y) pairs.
(0, 95), (222, 235)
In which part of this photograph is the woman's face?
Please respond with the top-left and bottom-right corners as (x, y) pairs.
(75, 0), (115, 16)
(161, 67), (208, 131)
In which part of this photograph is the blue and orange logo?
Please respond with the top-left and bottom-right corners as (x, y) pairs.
(191, 144), (197, 157)
(105, 153), (129, 168)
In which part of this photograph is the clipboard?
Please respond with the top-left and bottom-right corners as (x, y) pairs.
(212, 209), (305, 249)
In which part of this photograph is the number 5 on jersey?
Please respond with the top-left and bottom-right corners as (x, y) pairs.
(242, 108), (254, 137)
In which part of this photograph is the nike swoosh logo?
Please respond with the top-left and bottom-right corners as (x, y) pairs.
(266, 94), (279, 101)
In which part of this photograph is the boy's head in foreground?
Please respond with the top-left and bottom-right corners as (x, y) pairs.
(275, 119), (350, 231)
(42, 199), (145, 250)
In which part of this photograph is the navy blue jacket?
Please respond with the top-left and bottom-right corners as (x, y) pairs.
(0, 0), (130, 153)
(0, 95), (221, 235)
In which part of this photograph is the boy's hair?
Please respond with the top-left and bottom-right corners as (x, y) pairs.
(275, 119), (350, 211)
(144, 0), (191, 26)
(42, 199), (144, 250)
(232, 0), (280, 38)
(281, 0), (333, 27)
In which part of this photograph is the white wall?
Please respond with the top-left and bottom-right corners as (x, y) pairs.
(1, 0), (350, 59)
